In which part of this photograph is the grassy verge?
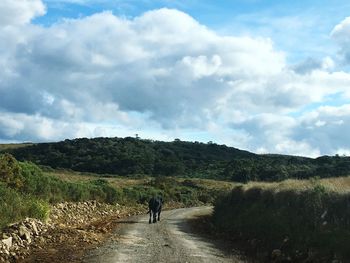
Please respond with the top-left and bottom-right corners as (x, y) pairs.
(41, 168), (235, 206)
(0, 183), (49, 229)
(0, 154), (121, 230)
(1, 153), (234, 231)
(212, 178), (350, 262)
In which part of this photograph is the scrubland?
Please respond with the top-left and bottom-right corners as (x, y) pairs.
(0, 153), (232, 230)
(213, 176), (350, 262)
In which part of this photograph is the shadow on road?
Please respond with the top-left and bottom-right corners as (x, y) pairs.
(174, 215), (253, 263)
(117, 220), (140, 224)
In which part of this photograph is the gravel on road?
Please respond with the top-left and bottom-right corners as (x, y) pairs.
(84, 207), (245, 263)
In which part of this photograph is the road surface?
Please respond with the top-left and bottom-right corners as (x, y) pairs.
(84, 207), (245, 263)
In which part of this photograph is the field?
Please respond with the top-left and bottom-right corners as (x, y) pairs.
(0, 143), (33, 151)
(47, 169), (236, 190)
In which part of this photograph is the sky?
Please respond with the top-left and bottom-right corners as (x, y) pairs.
(1, 0), (350, 157)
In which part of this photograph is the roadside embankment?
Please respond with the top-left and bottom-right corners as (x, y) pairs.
(0, 201), (144, 263)
(212, 180), (350, 262)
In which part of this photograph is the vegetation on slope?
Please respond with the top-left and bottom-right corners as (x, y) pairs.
(0, 184), (49, 230)
(0, 153), (120, 204)
(45, 169), (235, 206)
(3, 137), (350, 181)
(0, 153), (232, 230)
(0, 154), (119, 229)
(224, 155), (350, 182)
(2, 137), (253, 178)
(212, 178), (350, 261)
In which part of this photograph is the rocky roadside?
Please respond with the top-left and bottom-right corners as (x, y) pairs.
(0, 201), (145, 263)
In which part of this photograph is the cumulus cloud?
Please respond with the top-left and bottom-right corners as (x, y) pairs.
(292, 57), (335, 74)
(0, 0), (46, 27)
(0, 111), (160, 142)
(227, 103), (350, 157)
(291, 105), (350, 154)
(0, 8), (286, 125)
(228, 113), (310, 156)
(332, 17), (350, 64)
(1, 2), (350, 157)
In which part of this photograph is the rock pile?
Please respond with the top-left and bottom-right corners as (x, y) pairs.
(0, 201), (134, 262)
(0, 201), (144, 262)
(49, 201), (121, 227)
(0, 218), (51, 262)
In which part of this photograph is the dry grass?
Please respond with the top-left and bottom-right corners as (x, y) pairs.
(46, 170), (236, 191)
(182, 177), (237, 190)
(0, 143), (33, 151)
(243, 176), (350, 194)
(320, 176), (350, 193)
(47, 169), (350, 194)
(45, 170), (150, 188)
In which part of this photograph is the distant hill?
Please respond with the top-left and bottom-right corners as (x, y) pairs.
(2, 137), (350, 181)
(222, 154), (350, 182)
(3, 137), (254, 179)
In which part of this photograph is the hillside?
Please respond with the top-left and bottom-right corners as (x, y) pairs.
(3, 137), (254, 179)
(1, 149), (350, 262)
(223, 154), (350, 182)
(2, 137), (350, 181)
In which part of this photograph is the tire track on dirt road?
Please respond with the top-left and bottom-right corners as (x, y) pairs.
(84, 207), (245, 263)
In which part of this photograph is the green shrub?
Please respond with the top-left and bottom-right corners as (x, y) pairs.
(213, 184), (350, 261)
(0, 153), (24, 189)
(27, 199), (50, 221)
(0, 183), (50, 230)
(0, 154), (123, 204)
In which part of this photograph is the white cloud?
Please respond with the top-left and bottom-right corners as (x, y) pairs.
(334, 148), (350, 156)
(229, 113), (306, 155)
(1, 4), (350, 157)
(291, 104), (350, 155)
(0, 0), (46, 27)
(0, 8), (287, 125)
(331, 16), (350, 64)
(274, 140), (321, 157)
(292, 56), (335, 74)
(331, 17), (350, 40)
(223, 102), (350, 157)
(180, 55), (221, 79)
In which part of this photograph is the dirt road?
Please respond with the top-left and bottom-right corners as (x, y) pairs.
(84, 207), (244, 263)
